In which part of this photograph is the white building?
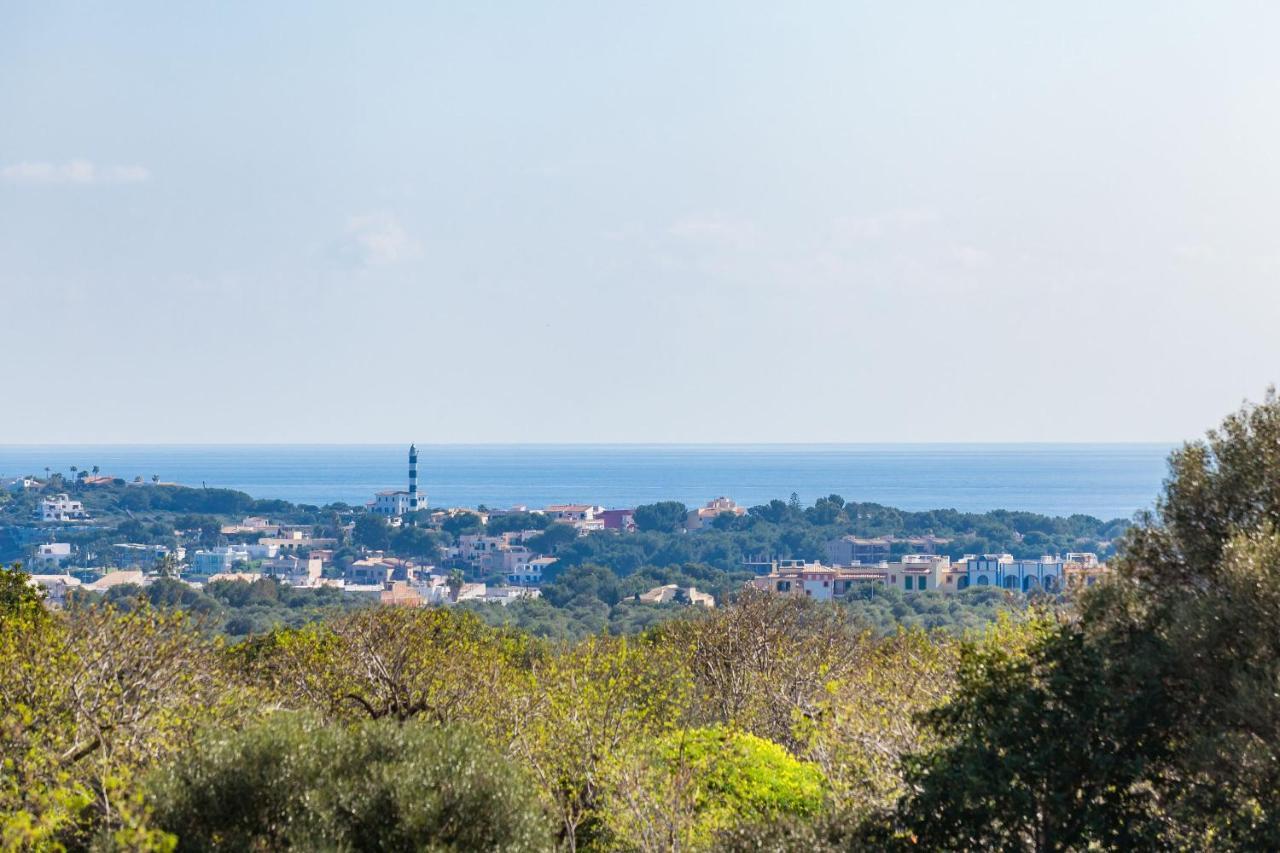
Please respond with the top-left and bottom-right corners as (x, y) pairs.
(27, 574), (82, 607)
(41, 494), (88, 521)
(961, 554), (1068, 592)
(483, 586), (542, 606)
(31, 543), (73, 568)
(2, 476), (38, 493)
(370, 490), (416, 517)
(260, 555), (323, 586)
(508, 555), (557, 586)
(192, 546), (252, 575)
(113, 543), (184, 567)
(544, 504), (604, 523)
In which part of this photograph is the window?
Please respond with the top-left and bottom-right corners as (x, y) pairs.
(977, 575), (989, 586)
(919, 577), (927, 590)
(904, 577), (913, 590)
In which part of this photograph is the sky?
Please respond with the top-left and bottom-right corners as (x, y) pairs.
(3, 1), (1279, 444)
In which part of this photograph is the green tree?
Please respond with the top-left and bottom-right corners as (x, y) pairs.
(447, 568), (466, 602)
(391, 525), (440, 560)
(510, 634), (689, 851)
(633, 501), (688, 533)
(0, 563), (44, 618)
(895, 390), (1280, 850)
(352, 513), (391, 550)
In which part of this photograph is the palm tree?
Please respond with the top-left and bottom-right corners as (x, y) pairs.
(92, 465), (99, 477)
(447, 569), (466, 602)
(152, 474), (159, 484)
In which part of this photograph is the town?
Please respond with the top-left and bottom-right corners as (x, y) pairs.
(4, 446), (1111, 619)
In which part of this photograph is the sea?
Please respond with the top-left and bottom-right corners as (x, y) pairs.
(0, 444), (1173, 521)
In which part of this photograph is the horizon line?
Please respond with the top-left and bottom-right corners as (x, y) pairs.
(0, 440), (1181, 448)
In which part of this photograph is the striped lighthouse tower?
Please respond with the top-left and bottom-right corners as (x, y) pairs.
(408, 444), (419, 513)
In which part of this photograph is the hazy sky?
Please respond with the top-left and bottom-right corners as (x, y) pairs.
(3, 2), (1279, 443)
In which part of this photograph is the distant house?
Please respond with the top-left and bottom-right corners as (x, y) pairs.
(113, 543), (183, 568)
(598, 509), (636, 532)
(507, 555), (557, 586)
(826, 535), (953, 565)
(41, 494), (89, 522)
(192, 547), (251, 575)
(220, 516), (280, 536)
(2, 476), (39, 493)
(637, 584), (716, 608)
(84, 570), (147, 593)
(27, 574), (82, 607)
(960, 553), (1103, 593)
(750, 553), (1106, 597)
(380, 581), (423, 607)
(544, 504), (603, 523)
(31, 542), (73, 568)
(685, 497), (746, 531)
(483, 586), (542, 606)
(261, 555), (324, 587)
(826, 535), (892, 566)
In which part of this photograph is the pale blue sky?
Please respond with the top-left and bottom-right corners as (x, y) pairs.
(3, 2), (1279, 443)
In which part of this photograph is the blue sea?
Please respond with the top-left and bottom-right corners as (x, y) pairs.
(0, 444), (1171, 521)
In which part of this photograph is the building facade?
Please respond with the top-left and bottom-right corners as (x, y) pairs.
(41, 494), (89, 521)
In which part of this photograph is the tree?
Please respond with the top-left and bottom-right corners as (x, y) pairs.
(487, 512), (552, 536)
(525, 522), (577, 554)
(241, 607), (529, 732)
(391, 525), (440, 560)
(156, 552), (181, 579)
(510, 634), (689, 851)
(1, 600), (229, 848)
(894, 390), (1280, 850)
(795, 627), (956, 817)
(442, 511), (485, 537)
(447, 568), (466, 602)
(0, 563), (45, 618)
(352, 514), (391, 551)
(633, 501), (688, 533)
(665, 590), (866, 750)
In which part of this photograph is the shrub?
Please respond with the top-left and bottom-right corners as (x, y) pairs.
(600, 726), (825, 851)
(150, 714), (553, 852)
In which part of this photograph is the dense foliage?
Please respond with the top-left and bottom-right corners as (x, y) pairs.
(151, 715), (551, 852)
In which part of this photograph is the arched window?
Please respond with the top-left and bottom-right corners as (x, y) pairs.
(958, 576), (969, 590)
(1023, 576), (1038, 592)
(976, 575), (989, 586)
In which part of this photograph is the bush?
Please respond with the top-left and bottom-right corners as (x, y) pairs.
(150, 714), (553, 852)
(601, 726), (825, 850)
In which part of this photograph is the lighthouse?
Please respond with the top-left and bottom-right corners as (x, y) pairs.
(408, 444), (419, 512)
